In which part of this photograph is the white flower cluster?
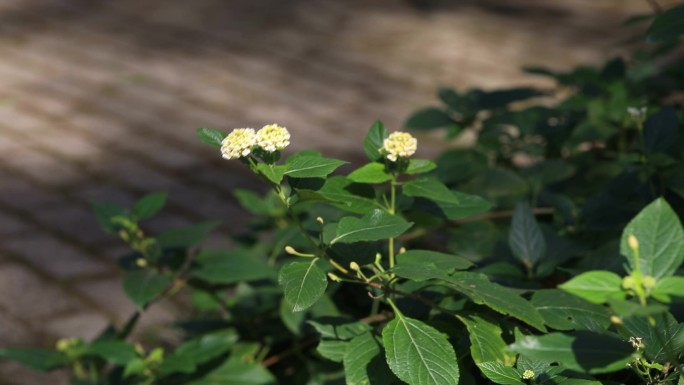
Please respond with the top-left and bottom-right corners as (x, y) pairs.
(221, 124), (290, 160)
(380, 131), (417, 162)
(256, 124), (290, 152)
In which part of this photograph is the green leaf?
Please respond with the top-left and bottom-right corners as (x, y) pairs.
(414, 190), (493, 220)
(0, 348), (66, 371)
(187, 353), (276, 385)
(652, 276), (684, 303)
(132, 192), (167, 221)
(344, 333), (398, 385)
(620, 313), (684, 362)
(256, 163), (286, 184)
(92, 202), (127, 234)
(405, 108), (453, 130)
(476, 88), (543, 110)
(446, 272), (547, 332)
(397, 250), (473, 271)
(403, 177), (460, 204)
(196, 127), (227, 148)
(607, 298), (667, 318)
(406, 159), (436, 175)
(157, 221), (220, 248)
(160, 330), (238, 374)
(86, 340), (137, 365)
(317, 176), (379, 214)
(392, 262), (444, 282)
(559, 271), (624, 304)
(316, 339), (348, 362)
(279, 259), (328, 312)
(347, 162), (392, 184)
(532, 290), (611, 332)
(193, 249), (275, 284)
(457, 314), (515, 366)
(234, 189), (280, 216)
(620, 198), (684, 279)
(308, 317), (371, 340)
(382, 313), (460, 385)
(285, 155), (346, 179)
(279, 298), (307, 335)
(331, 209), (412, 244)
(477, 362), (525, 385)
(646, 4), (684, 43)
(509, 332), (634, 374)
(643, 107), (678, 154)
(364, 121), (389, 161)
(509, 202), (546, 269)
(123, 270), (172, 309)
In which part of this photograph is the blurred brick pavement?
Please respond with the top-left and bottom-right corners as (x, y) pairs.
(0, 0), (666, 382)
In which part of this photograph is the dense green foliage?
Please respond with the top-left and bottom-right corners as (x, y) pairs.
(2, 4), (684, 385)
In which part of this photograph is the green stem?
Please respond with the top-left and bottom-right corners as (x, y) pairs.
(388, 177), (398, 272)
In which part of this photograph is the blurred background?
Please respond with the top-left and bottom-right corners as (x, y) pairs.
(0, 0), (675, 382)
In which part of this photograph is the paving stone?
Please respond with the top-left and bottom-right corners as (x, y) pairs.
(0, 363), (69, 385)
(0, 210), (30, 236)
(75, 279), (179, 342)
(86, 157), (175, 190)
(29, 127), (102, 160)
(2, 234), (111, 278)
(73, 184), (138, 209)
(43, 311), (110, 341)
(0, 263), (80, 321)
(0, 312), (40, 347)
(0, 174), (62, 208)
(0, 146), (85, 188)
(35, 204), (112, 246)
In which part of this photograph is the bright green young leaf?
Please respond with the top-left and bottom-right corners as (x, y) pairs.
(509, 202), (546, 269)
(193, 249), (275, 284)
(509, 332), (634, 374)
(0, 348), (66, 371)
(364, 120), (389, 161)
(652, 276), (684, 303)
(317, 176), (379, 214)
(397, 249), (473, 271)
(347, 162), (392, 184)
(132, 192), (167, 221)
(284, 155), (346, 179)
(477, 362), (525, 385)
(403, 177), (460, 204)
(256, 163), (286, 184)
(157, 221), (220, 249)
(123, 358), (146, 378)
(382, 313), (460, 385)
(405, 107), (453, 130)
(331, 209), (412, 245)
(532, 290), (611, 332)
(446, 272), (547, 332)
(406, 159), (437, 175)
(558, 271), (625, 304)
(457, 314), (515, 366)
(86, 340), (137, 365)
(344, 333), (398, 385)
(92, 202), (127, 234)
(196, 127), (227, 148)
(123, 270), (172, 309)
(160, 330), (237, 374)
(620, 198), (684, 279)
(279, 259), (328, 312)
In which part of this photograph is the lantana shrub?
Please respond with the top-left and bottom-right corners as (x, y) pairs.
(1, 5), (684, 385)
